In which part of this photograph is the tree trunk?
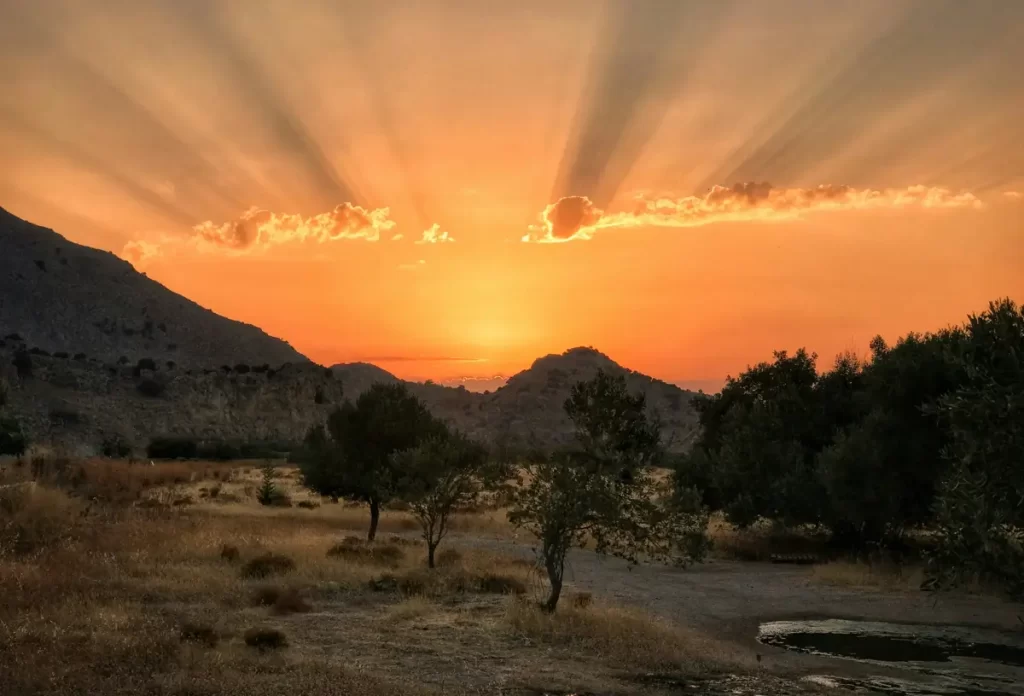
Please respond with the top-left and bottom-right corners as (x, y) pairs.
(543, 556), (563, 612)
(368, 499), (380, 542)
(427, 542), (437, 569)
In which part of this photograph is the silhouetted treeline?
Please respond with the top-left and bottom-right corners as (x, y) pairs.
(676, 298), (1023, 595)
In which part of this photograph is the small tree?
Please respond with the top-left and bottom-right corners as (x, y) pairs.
(298, 383), (444, 540)
(393, 433), (494, 568)
(0, 379), (27, 456)
(257, 462), (279, 506)
(510, 370), (707, 611)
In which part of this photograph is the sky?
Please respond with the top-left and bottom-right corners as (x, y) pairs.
(1, 0), (1022, 392)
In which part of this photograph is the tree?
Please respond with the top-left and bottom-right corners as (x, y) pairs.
(563, 369), (661, 478)
(393, 432), (495, 568)
(0, 379), (27, 456)
(691, 350), (827, 528)
(928, 299), (1024, 600)
(257, 462), (279, 506)
(510, 370), (707, 611)
(298, 383), (445, 541)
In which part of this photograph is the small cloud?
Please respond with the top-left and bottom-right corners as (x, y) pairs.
(523, 184), (985, 242)
(416, 224), (455, 244)
(1003, 191), (1022, 199)
(391, 233), (405, 241)
(118, 203), (396, 262)
(121, 240), (162, 267)
(398, 259), (427, 271)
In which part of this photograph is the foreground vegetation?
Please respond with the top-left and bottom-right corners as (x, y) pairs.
(0, 460), (754, 695)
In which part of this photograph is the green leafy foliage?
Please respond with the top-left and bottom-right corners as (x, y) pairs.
(927, 299), (1024, 599)
(511, 369), (707, 611)
(393, 432), (496, 567)
(298, 383), (445, 540)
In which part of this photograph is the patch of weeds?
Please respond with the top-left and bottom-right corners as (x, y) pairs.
(179, 622), (219, 647)
(241, 553), (295, 579)
(243, 626), (288, 650)
(326, 537), (404, 567)
(250, 585), (312, 615)
(436, 548), (463, 567)
(220, 544), (240, 562)
(296, 499), (320, 510)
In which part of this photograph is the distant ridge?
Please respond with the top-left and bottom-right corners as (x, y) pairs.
(0, 206), (305, 368)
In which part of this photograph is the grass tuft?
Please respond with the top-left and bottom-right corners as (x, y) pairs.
(243, 626), (288, 650)
(241, 552), (296, 579)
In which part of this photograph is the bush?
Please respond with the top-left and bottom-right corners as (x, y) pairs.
(53, 351), (69, 359)
(0, 484), (82, 556)
(179, 622), (218, 647)
(197, 440), (242, 461)
(296, 499), (320, 510)
(101, 434), (133, 458)
(250, 585), (312, 614)
(234, 363), (251, 374)
(48, 408), (82, 426)
(435, 548), (463, 567)
(241, 553), (296, 579)
(12, 349), (32, 378)
(0, 416), (27, 456)
(220, 544), (240, 562)
(326, 537), (405, 567)
(136, 378), (166, 398)
(73, 352), (87, 361)
(137, 357), (157, 371)
(147, 437), (198, 459)
(243, 627), (288, 650)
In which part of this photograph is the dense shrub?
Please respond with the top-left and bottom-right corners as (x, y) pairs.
(241, 553), (296, 579)
(243, 627), (288, 650)
(234, 363), (251, 374)
(136, 378), (166, 398)
(0, 416), (27, 456)
(12, 349), (32, 378)
(179, 622), (218, 647)
(147, 437), (199, 459)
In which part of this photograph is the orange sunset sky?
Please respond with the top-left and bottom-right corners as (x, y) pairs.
(1, 0), (1022, 392)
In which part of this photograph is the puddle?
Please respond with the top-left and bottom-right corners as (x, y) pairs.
(759, 619), (1024, 695)
(759, 619), (1024, 665)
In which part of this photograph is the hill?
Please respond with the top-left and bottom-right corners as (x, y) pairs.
(334, 347), (701, 454)
(0, 206), (304, 368)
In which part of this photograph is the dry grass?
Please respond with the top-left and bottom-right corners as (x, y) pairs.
(0, 482), (83, 557)
(810, 560), (926, 591)
(327, 536), (406, 567)
(385, 594), (437, 622)
(0, 459), (764, 695)
(504, 598), (754, 673)
(707, 513), (828, 562)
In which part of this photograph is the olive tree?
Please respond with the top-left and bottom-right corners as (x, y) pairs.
(298, 383), (444, 540)
(393, 432), (497, 568)
(510, 370), (708, 611)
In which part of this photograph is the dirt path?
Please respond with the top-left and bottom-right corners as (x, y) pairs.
(450, 533), (1022, 684)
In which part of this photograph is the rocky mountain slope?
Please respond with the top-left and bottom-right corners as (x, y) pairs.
(1, 345), (700, 456)
(0, 206), (304, 368)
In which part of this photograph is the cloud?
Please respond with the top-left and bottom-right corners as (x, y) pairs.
(391, 233), (405, 241)
(523, 183), (984, 242)
(120, 203), (396, 264)
(416, 224), (455, 244)
(398, 259), (426, 271)
(1003, 191), (1022, 199)
(121, 240), (162, 266)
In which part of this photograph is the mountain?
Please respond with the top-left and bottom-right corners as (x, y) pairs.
(0, 208), (700, 454)
(0, 207), (304, 368)
(333, 347), (701, 453)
